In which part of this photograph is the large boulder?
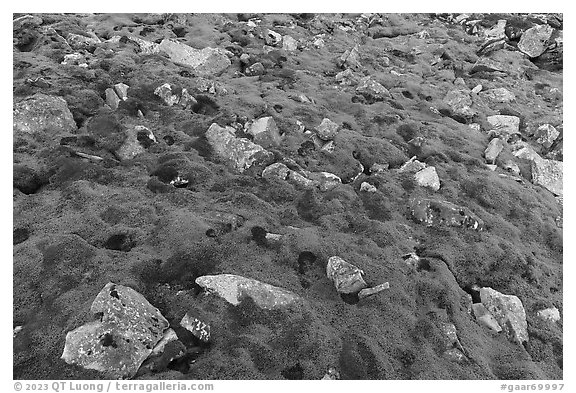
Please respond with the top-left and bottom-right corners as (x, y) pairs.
(61, 283), (169, 379)
(518, 24), (554, 58)
(531, 158), (562, 196)
(13, 93), (76, 141)
(479, 287), (528, 345)
(195, 274), (300, 310)
(158, 39), (231, 76)
(205, 123), (272, 172)
(410, 198), (484, 230)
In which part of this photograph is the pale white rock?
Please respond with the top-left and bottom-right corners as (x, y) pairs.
(150, 329), (179, 357)
(262, 162), (290, 181)
(113, 83), (129, 101)
(486, 164), (497, 171)
(154, 83), (180, 106)
(195, 274), (300, 310)
(13, 94), (76, 139)
(326, 256), (367, 294)
(399, 156), (426, 173)
(536, 307), (561, 323)
(288, 171), (319, 188)
(360, 182), (377, 192)
(414, 166), (440, 191)
(518, 24), (554, 58)
(338, 45), (361, 69)
(513, 145), (541, 162)
(483, 19), (507, 40)
(335, 69), (358, 86)
(105, 88), (121, 110)
(479, 88), (516, 103)
(158, 39), (231, 76)
(265, 29), (282, 46)
(116, 126), (156, 160)
(472, 303), (502, 333)
(487, 115), (520, 139)
(534, 124), (560, 149)
(315, 118), (340, 141)
(178, 88), (197, 109)
(13, 326), (23, 338)
(469, 123), (481, 132)
(282, 35), (298, 51)
(246, 117), (283, 148)
(503, 160), (521, 176)
(471, 84), (483, 94)
(480, 287), (528, 345)
(180, 314), (211, 342)
(355, 76), (391, 101)
(444, 89), (475, 118)
(531, 158), (562, 196)
(485, 137), (504, 163)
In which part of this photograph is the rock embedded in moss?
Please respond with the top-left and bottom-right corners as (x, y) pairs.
(158, 39), (231, 77)
(245, 117), (282, 148)
(479, 287), (528, 345)
(180, 314), (211, 343)
(61, 282), (169, 379)
(484, 137), (505, 163)
(531, 157), (562, 196)
(410, 198), (484, 230)
(534, 124), (559, 149)
(13, 93), (76, 140)
(518, 24), (554, 58)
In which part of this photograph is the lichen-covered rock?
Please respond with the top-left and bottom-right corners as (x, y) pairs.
(245, 62), (265, 76)
(536, 307), (561, 323)
(503, 160), (521, 176)
(262, 162), (290, 181)
(479, 87), (516, 103)
(479, 287), (528, 345)
(483, 19), (507, 40)
(282, 35), (298, 51)
(114, 83), (129, 101)
(195, 274), (300, 310)
(531, 158), (562, 196)
(205, 123), (271, 172)
(315, 118), (339, 141)
(338, 45), (361, 69)
(355, 76), (391, 102)
(414, 166), (440, 191)
(360, 182), (377, 192)
(105, 88), (121, 110)
(306, 171), (342, 191)
(444, 89), (475, 118)
(326, 256), (368, 294)
(485, 137), (504, 163)
(246, 117), (282, 148)
(534, 124), (560, 149)
(487, 115), (521, 140)
(410, 198), (483, 230)
(154, 83), (179, 106)
(61, 283), (169, 379)
(472, 303), (502, 332)
(158, 39), (231, 76)
(180, 314), (211, 343)
(518, 24), (554, 58)
(13, 93), (76, 139)
(264, 29), (282, 46)
(335, 69), (358, 86)
(66, 33), (101, 50)
(116, 126), (156, 161)
(513, 144), (541, 162)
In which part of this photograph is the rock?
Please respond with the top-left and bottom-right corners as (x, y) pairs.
(246, 117), (282, 148)
(483, 19), (507, 40)
(178, 88), (197, 109)
(355, 76), (391, 102)
(358, 282), (389, 299)
(288, 171), (319, 189)
(531, 158), (562, 196)
(503, 160), (521, 176)
(262, 162), (290, 181)
(61, 283), (169, 379)
(158, 39), (231, 76)
(13, 326), (23, 338)
(414, 166), (440, 191)
(518, 24), (554, 58)
(479, 287), (528, 345)
(315, 118), (339, 141)
(410, 198), (484, 230)
(326, 256), (368, 294)
(536, 307), (561, 323)
(470, 57), (506, 74)
(114, 83), (129, 101)
(13, 93), (76, 139)
(264, 29), (282, 46)
(205, 123), (271, 173)
(13, 14), (43, 30)
(487, 115), (520, 140)
(335, 69), (358, 86)
(402, 252), (420, 268)
(398, 157), (425, 173)
(321, 367), (341, 380)
(513, 145), (541, 162)
(360, 182), (377, 192)
(321, 140), (335, 153)
(471, 303), (502, 332)
(180, 314), (211, 343)
(469, 123), (481, 132)
(338, 45), (361, 69)
(116, 125), (156, 160)
(306, 171), (342, 192)
(154, 83), (180, 106)
(486, 164), (497, 171)
(444, 348), (467, 363)
(105, 88), (121, 110)
(139, 328), (185, 374)
(61, 53), (86, 66)
(440, 322), (465, 353)
(484, 137), (504, 163)
(479, 88), (516, 103)
(282, 35), (298, 51)
(370, 163), (389, 174)
(245, 62), (265, 76)
(534, 124), (559, 149)
(195, 274), (300, 310)
(66, 33), (101, 50)
(471, 84), (483, 94)
(444, 89), (475, 118)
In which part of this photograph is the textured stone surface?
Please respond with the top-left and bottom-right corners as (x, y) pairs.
(518, 24), (554, 58)
(444, 89), (475, 118)
(180, 314), (211, 342)
(61, 283), (169, 379)
(262, 162), (290, 181)
(414, 166), (440, 191)
(472, 303), (502, 332)
(536, 307), (561, 323)
(534, 124), (560, 149)
(195, 274), (300, 309)
(338, 45), (361, 69)
(355, 76), (391, 101)
(479, 287), (528, 345)
(154, 83), (180, 106)
(315, 118), (339, 141)
(158, 39), (231, 76)
(326, 256), (368, 294)
(485, 137), (504, 163)
(487, 115), (521, 140)
(531, 158), (562, 196)
(479, 87), (516, 103)
(116, 126), (156, 161)
(246, 117), (282, 148)
(410, 198), (484, 230)
(13, 94), (76, 138)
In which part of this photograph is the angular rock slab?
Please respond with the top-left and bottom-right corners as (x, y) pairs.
(315, 118), (339, 141)
(472, 303), (502, 332)
(158, 39), (231, 76)
(479, 287), (528, 345)
(518, 24), (554, 58)
(534, 124), (559, 149)
(326, 256), (368, 294)
(479, 88), (515, 103)
(356, 76), (391, 102)
(410, 198), (483, 231)
(485, 137), (504, 163)
(61, 283), (169, 379)
(531, 158), (562, 196)
(195, 274), (300, 310)
(205, 123), (271, 172)
(487, 115), (520, 140)
(180, 314), (211, 343)
(13, 93), (76, 138)
(444, 89), (475, 118)
(246, 117), (282, 148)
(414, 166), (440, 191)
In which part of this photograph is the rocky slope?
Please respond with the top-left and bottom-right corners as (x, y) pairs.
(13, 13), (562, 380)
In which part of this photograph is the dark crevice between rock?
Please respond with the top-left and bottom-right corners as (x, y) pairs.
(282, 362), (304, 379)
(103, 234), (135, 252)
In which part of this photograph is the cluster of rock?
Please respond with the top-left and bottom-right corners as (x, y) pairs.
(398, 157), (441, 191)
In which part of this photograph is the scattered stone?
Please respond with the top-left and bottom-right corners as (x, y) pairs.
(262, 162), (290, 181)
(479, 88), (516, 103)
(205, 123), (271, 173)
(536, 307), (561, 323)
(470, 57), (506, 74)
(471, 303), (502, 332)
(483, 19), (507, 40)
(513, 145), (541, 162)
(414, 166), (440, 191)
(410, 198), (484, 230)
(518, 24), (554, 58)
(326, 256), (367, 294)
(469, 123), (481, 132)
(402, 252), (420, 268)
(312, 35), (325, 48)
(335, 69), (358, 86)
(178, 88), (197, 109)
(116, 126), (156, 160)
(195, 274), (300, 310)
(471, 84), (483, 94)
(358, 282), (390, 299)
(487, 115), (520, 140)
(321, 367), (341, 380)
(399, 157), (426, 173)
(169, 176), (189, 188)
(479, 287), (528, 345)
(13, 93), (76, 138)
(338, 45), (361, 69)
(370, 163), (389, 174)
(531, 158), (562, 196)
(61, 283), (169, 379)
(139, 328), (185, 374)
(105, 88), (121, 110)
(503, 160), (521, 176)
(534, 124), (560, 149)
(180, 314), (211, 343)
(158, 39), (231, 76)
(245, 117), (282, 148)
(315, 118), (339, 141)
(444, 348), (467, 363)
(264, 29), (282, 46)
(355, 76), (391, 101)
(66, 33), (101, 50)
(484, 137), (504, 163)
(289, 171), (319, 189)
(154, 83), (180, 106)
(444, 89), (475, 118)
(486, 164), (497, 171)
(245, 62), (265, 76)
(360, 182), (377, 192)
(282, 35), (298, 51)
(114, 83), (129, 101)
(61, 53), (86, 66)
(321, 140), (335, 153)
(13, 326), (23, 338)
